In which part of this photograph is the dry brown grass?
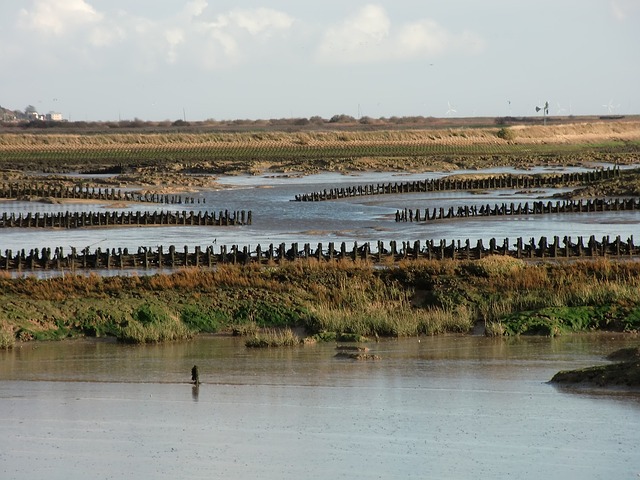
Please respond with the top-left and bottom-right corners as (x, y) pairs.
(1, 121), (638, 150)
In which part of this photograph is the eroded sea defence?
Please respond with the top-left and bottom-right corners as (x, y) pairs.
(1, 256), (640, 349)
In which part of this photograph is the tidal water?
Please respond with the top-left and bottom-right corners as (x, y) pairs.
(1, 166), (639, 254)
(1, 335), (639, 479)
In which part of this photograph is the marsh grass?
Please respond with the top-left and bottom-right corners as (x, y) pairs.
(231, 321), (259, 336)
(245, 328), (300, 348)
(118, 304), (192, 343)
(484, 321), (506, 337)
(180, 304), (226, 333)
(2, 258), (640, 344)
(466, 258), (640, 335)
(309, 299), (473, 337)
(306, 331), (368, 343)
(0, 322), (15, 349)
(118, 320), (193, 344)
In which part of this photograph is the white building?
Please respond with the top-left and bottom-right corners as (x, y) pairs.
(46, 112), (63, 121)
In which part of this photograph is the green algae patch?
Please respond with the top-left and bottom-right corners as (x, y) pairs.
(500, 305), (640, 336)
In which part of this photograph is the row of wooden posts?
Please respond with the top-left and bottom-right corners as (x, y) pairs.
(396, 198), (640, 222)
(0, 184), (200, 204)
(1, 235), (637, 271)
(0, 210), (252, 229)
(293, 167), (622, 202)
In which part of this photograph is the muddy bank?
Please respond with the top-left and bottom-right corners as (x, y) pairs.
(550, 347), (640, 388)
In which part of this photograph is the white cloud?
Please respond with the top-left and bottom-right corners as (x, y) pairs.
(19, 0), (102, 35)
(610, 0), (640, 21)
(316, 4), (485, 64)
(232, 8), (294, 35)
(165, 28), (185, 64)
(212, 31), (240, 59)
(337, 4), (390, 42)
(89, 25), (126, 47)
(315, 5), (389, 62)
(396, 19), (450, 57)
(205, 8), (294, 36)
(13, 2), (295, 71)
(185, 0), (208, 18)
(195, 8), (294, 68)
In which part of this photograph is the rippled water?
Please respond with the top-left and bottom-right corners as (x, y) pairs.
(1, 335), (639, 479)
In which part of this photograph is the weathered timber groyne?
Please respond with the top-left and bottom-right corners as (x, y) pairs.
(293, 167), (621, 202)
(1, 235), (637, 271)
(0, 209), (251, 229)
(0, 184), (199, 204)
(396, 198), (640, 222)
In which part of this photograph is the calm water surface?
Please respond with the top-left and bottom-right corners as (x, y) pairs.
(1, 335), (639, 479)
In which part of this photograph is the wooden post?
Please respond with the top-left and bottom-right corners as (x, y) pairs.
(207, 246), (214, 267)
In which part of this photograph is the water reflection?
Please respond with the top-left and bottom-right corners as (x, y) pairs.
(1, 335), (639, 480)
(191, 384), (199, 402)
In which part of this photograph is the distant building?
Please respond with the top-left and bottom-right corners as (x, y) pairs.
(1, 111), (17, 122)
(46, 112), (63, 121)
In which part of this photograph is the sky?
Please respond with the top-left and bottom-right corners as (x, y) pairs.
(1, 0), (639, 122)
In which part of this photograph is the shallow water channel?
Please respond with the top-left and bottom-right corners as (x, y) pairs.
(2, 165), (639, 255)
(1, 335), (639, 479)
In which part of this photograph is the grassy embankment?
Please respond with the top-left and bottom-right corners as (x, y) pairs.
(1, 122), (639, 178)
(1, 256), (639, 349)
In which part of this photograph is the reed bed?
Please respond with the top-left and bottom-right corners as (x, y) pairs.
(309, 302), (473, 337)
(1, 257), (640, 347)
(118, 319), (193, 344)
(245, 328), (300, 348)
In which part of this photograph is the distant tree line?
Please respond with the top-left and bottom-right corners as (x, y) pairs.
(0, 114), (487, 131)
(0, 103), (614, 132)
